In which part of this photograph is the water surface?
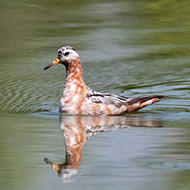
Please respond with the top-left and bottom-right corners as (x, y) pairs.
(0, 0), (190, 189)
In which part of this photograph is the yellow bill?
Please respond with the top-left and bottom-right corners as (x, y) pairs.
(44, 58), (60, 70)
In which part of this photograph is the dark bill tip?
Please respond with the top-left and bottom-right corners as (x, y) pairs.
(44, 65), (51, 70)
(43, 58), (60, 70)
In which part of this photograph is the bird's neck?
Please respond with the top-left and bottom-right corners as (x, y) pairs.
(64, 58), (86, 91)
(65, 58), (83, 82)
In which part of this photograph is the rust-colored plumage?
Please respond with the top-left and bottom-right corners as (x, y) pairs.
(44, 46), (167, 115)
(44, 115), (162, 180)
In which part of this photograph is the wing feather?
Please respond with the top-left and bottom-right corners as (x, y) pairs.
(86, 87), (130, 107)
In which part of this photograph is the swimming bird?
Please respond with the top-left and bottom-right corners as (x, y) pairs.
(44, 46), (166, 115)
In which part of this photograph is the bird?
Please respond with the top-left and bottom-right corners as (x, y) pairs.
(44, 46), (167, 116)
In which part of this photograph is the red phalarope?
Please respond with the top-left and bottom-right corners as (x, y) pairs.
(44, 46), (166, 115)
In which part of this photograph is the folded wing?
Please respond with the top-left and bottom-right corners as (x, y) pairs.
(86, 87), (166, 113)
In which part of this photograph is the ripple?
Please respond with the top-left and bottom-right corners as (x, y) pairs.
(149, 162), (190, 170)
(0, 71), (190, 116)
(0, 74), (60, 113)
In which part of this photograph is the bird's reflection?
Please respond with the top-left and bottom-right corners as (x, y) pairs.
(44, 115), (162, 182)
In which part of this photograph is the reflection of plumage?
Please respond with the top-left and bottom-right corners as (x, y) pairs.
(44, 46), (166, 115)
(44, 115), (162, 182)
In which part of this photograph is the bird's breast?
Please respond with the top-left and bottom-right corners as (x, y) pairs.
(60, 81), (87, 114)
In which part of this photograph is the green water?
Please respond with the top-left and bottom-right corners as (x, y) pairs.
(0, 0), (190, 189)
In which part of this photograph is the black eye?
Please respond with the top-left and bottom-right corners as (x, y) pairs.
(64, 52), (69, 56)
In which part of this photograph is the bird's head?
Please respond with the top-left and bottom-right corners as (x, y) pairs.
(44, 46), (79, 70)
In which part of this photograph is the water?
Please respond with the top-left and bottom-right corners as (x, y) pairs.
(0, 0), (190, 189)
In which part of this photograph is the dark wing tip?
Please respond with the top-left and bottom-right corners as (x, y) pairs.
(155, 95), (168, 100)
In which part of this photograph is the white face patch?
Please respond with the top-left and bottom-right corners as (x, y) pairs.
(64, 49), (79, 61)
(58, 46), (79, 61)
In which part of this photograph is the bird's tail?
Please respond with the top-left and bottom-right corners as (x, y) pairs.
(126, 95), (167, 112)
